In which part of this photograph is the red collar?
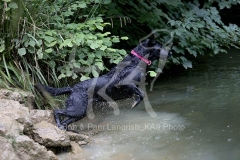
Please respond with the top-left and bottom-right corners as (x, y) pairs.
(131, 50), (151, 65)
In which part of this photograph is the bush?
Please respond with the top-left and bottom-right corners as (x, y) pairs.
(0, 0), (128, 90)
(1, 0), (240, 91)
(101, 0), (240, 69)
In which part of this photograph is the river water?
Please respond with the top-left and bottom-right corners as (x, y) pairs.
(58, 49), (240, 160)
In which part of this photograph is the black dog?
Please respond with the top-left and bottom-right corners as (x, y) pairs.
(35, 39), (172, 130)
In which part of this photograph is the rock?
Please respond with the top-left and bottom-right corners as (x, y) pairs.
(0, 94), (91, 160)
(0, 97), (62, 160)
(67, 131), (89, 142)
(15, 135), (58, 160)
(0, 88), (34, 108)
(78, 141), (88, 145)
(0, 99), (32, 125)
(32, 121), (70, 147)
(0, 114), (23, 137)
(70, 141), (82, 154)
(58, 141), (83, 160)
(66, 131), (89, 146)
(30, 110), (55, 124)
(0, 136), (20, 160)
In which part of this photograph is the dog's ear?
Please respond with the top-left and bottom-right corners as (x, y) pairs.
(140, 33), (157, 47)
(147, 34), (157, 47)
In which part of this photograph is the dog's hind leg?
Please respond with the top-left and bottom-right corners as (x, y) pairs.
(53, 109), (68, 129)
(60, 115), (85, 132)
(54, 91), (88, 130)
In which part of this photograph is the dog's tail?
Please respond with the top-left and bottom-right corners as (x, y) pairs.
(34, 84), (72, 96)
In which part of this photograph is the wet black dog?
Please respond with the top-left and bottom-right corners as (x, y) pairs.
(35, 39), (172, 130)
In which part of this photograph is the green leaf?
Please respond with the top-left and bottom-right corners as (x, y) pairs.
(18, 48), (26, 56)
(60, 39), (73, 48)
(182, 61), (192, 69)
(95, 62), (104, 70)
(65, 39), (73, 47)
(90, 42), (99, 49)
(100, 45), (107, 51)
(37, 48), (43, 59)
(45, 41), (57, 47)
(58, 73), (66, 79)
(96, 25), (103, 31)
(148, 71), (157, 77)
(80, 75), (90, 81)
(95, 50), (104, 58)
(28, 47), (34, 53)
(45, 48), (53, 53)
(180, 56), (188, 62)
(102, 0), (111, 4)
(103, 32), (111, 36)
(73, 62), (80, 68)
(72, 73), (78, 79)
(186, 48), (197, 57)
(120, 36), (129, 40)
(92, 69), (99, 77)
(0, 44), (5, 53)
(79, 59), (88, 65)
(24, 41), (29, 47)
(103, 38), (112, 46)
(29, 40), (36, 47)
(37, 40), (43, 46)
(112, 37), (120, 43)
(71, 4), (78, 9)
(172, 58), (180, 64)
(8, 2), (18, 9)
(48, 60), (56, 68)
(45, 30), (53, 36)
(78, 2), (87, 8)
(44, 36), (55, 43)
(66, 70), (72, 77)
(107, 48), (116, 52)
(118, 49), (126, 55)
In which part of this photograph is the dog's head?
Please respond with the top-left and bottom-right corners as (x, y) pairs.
(137, 38), (172, 62)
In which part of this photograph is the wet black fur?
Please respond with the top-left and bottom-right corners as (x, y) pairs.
(35, 39), (170, 130)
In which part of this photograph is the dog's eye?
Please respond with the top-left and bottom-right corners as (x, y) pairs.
(167, 51), (172, 58)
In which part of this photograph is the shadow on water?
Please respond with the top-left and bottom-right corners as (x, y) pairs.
(58, 49), (240, 160)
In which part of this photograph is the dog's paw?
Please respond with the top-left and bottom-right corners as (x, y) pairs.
(57, 124), (67, 130)
(132, 95), (141, 108)
(132, 101), (139, 108)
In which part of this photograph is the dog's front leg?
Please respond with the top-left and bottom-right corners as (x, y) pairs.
(118, 84), (144, 108)
(132, 90), (144, 108)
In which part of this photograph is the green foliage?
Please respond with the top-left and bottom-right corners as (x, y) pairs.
(167, 1), (240, 68)
(102, 0), (240, 69)
(0, 0), (127, 89)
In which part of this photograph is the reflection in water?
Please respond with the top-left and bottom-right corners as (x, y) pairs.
(58, 49), (240, 160)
